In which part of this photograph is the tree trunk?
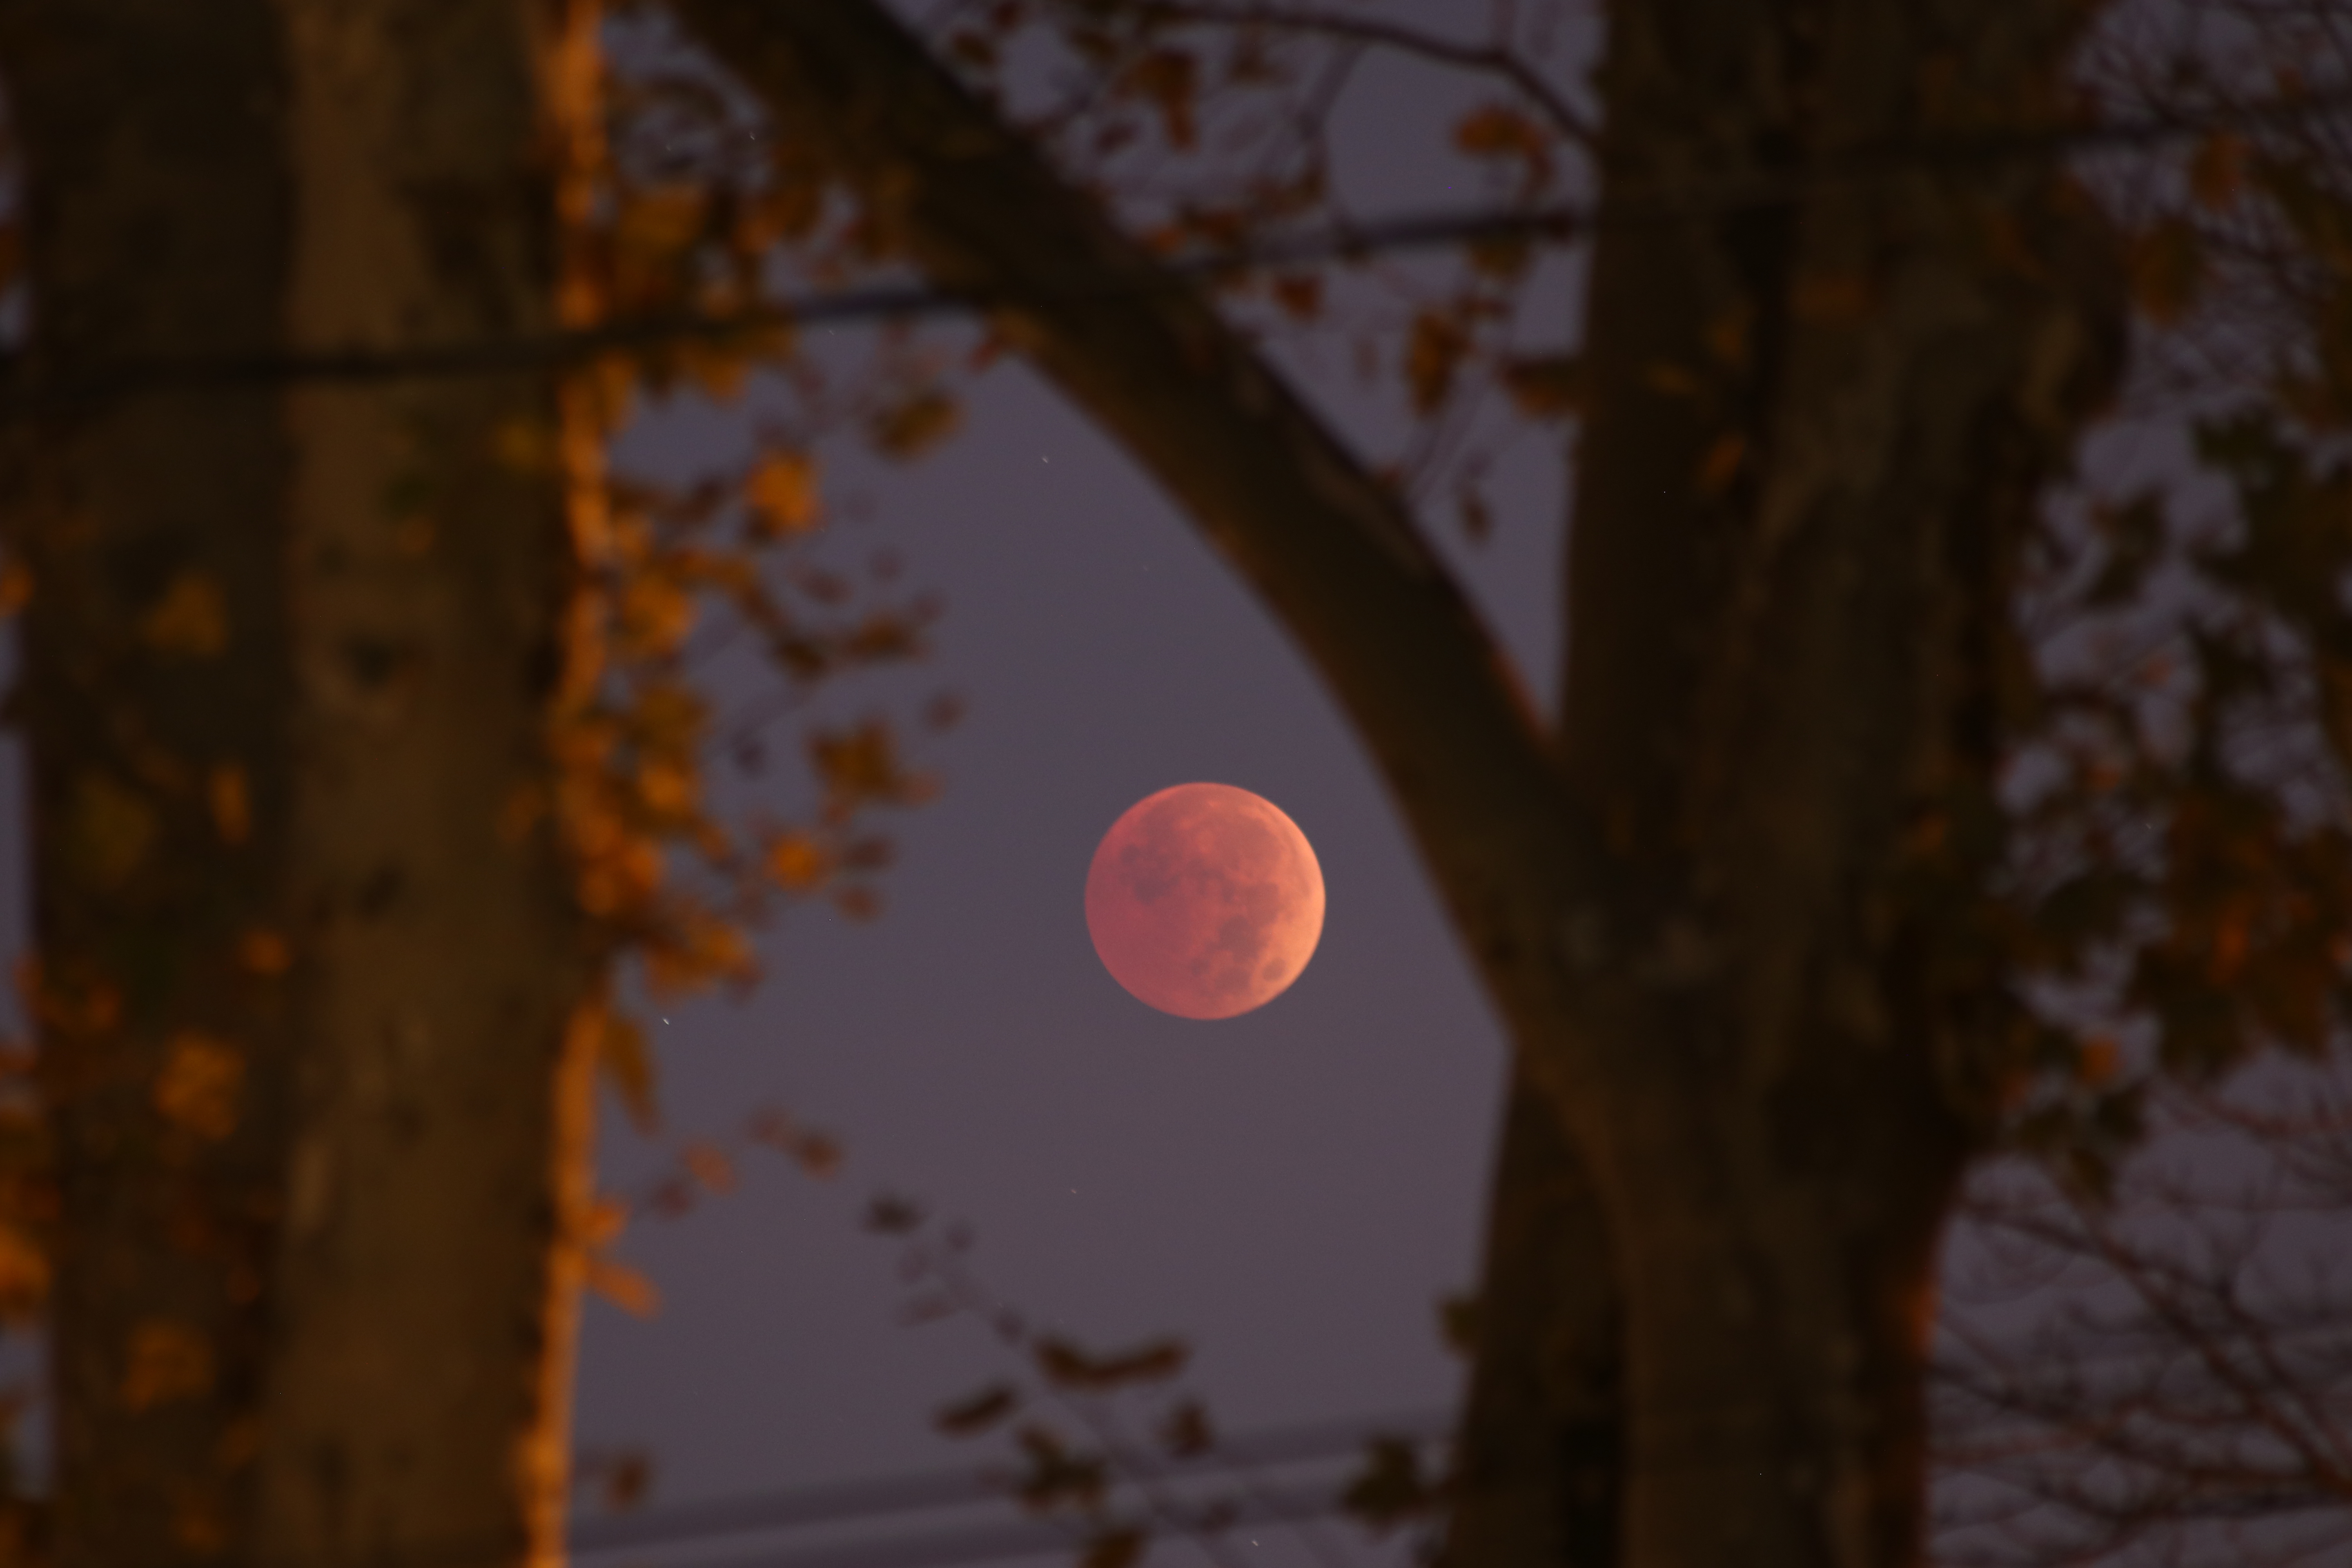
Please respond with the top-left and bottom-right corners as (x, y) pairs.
(0, 3), (603, 1564)
(1439, 1071), (1620, 1568)
(1545, 3), (2120, 1561)
(0, 7), (302, 1562)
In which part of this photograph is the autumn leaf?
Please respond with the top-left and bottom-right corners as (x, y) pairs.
(790, 1131), (843, 1179)
(141, 572), (229, 658)
(682, 1140), (736, 1194)
(1454, 103), (1553, 190)
(764, 829), (831, 893)
(1034, 1335), (1188, 1391)
(747, 451), (823, 537)
(811, 720), (919, 809)
(864, 1192), (924, 1233)
(1696, 432), (1747, 495)
(154, 1033), (243, 1141)
(1120, 48), (1199, 149)
(208, 764), (251, 846)
(1158, 1401), (1213, 1457)
(1013, 1425), (1107, 1514)
(1269, 273), (1322, 321)
(121, 1320), (214, 1410)
(0, 1223), (50, 1324)
(867, 389), (962, 461)
(586, 1256), (661, 1318)
(2189, 131), (2247, 211)
(600, 1011), (659, 1131)
(1404, 311), (1466, 414)
(934, 1381), (1020, 1436)
(1500, 355), (1586, 420)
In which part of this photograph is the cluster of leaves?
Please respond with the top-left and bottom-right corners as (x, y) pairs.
(929, 0), (1594, 534)
(1974, 5), (2352, 1193)
(552, 11), (986, 1137)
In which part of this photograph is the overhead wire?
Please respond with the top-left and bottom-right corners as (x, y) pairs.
(566, 1406), (1450, 1556)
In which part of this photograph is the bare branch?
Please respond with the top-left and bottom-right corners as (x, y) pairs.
(1119, 0), (1602, 151)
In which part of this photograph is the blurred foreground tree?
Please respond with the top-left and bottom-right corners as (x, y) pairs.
(0, 1), (931, 1565)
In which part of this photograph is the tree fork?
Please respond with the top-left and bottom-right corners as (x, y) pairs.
(669, 3), (2123, 1566)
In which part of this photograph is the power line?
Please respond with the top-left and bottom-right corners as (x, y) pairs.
(568, 1407), (1450, 1557)
(0, 80), (2345, 416)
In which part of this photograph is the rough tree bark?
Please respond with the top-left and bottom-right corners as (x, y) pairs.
(0, 2), (603, 1564)
(670, 4), (2123, 1567)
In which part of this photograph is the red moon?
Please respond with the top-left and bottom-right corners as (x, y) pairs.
(1085, 783), (1325, 1020)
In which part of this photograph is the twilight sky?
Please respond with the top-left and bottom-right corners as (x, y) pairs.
(565, 18), (1579, 1530)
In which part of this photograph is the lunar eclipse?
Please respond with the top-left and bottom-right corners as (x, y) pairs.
(1085, 783), (1325, 1019)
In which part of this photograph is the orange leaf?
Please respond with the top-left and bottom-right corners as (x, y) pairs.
(0, 559), (29, 618)
(586, 1256), (661, 1318)
(141, 573), (228, 658)
(121, 1320), (214, 1410)
(236, 929), (292, 976)
(154, 1033), (243, 1140)
(867, 390), (962, 461)
(682, 1140), (737, 1194)
(600, 1012), (658, 1131)
(764, 830), (831, 892)
(747, 452), (823, 537)
(208, 764), (251, 846)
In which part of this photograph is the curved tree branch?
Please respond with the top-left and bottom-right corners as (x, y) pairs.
(665, 0), (1597, 1028)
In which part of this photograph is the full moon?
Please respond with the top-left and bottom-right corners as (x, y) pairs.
(1085, 783), (1325, 1020)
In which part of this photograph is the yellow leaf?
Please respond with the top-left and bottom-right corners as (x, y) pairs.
(141, 572), (228, 658)
(586, 1256), (661, 1318)
(745, 452), (822, 539)
(122, 1319), (214, 1410)
(208, 764), (250, 846)
(155, 1034), (243, 1140)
